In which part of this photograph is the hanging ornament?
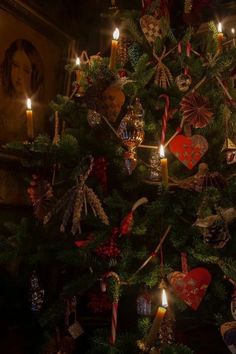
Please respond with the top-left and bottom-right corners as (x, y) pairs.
(95, 228), (121, 259)
(221, 321), (236, 354)
(117, 35), (131, 67)
(101, 272), (121, 345)
(154, 48), (174, 89)
(27, 175), (54, 221)
(88, 292), (112, 314)
(231, 288), (236, 320)
(118, 98), (145, 174)
(128, 42), (143, 68)
(180, 92), (213, 128)
(140, 15), (162, 45)
(136, 286), (152, 316)
(184, 0), (193, 13)
(169, 126), (208, 170)
(195, 205), (235, 248)
(87, 109), (102, 127)
(149, 149), (161, 181)
(91, 156), (108, 194)
(65, 297), (84, 340)
(175, 73), (192, 92)
(168, 267), (211, 310)
(222, 138), (236, 165)
(44, 156), (109, 234)
(29, 271), (45, 312)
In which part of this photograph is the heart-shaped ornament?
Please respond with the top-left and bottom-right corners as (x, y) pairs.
(140, 15), (162, 45)
(169, 134), (208, 170)
(167, 267), (212, 310)
(97, 85), (125, 123)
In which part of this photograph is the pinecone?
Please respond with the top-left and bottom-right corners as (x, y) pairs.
(117, 35), (131, 67)
(128, 42), (143, 68)
(202, 220), (230, 248)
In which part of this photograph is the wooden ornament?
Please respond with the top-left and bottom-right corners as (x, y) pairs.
(168, 267), (212, 310)
(140, 15), (162, 45)
(97, 85), (125, 123)
(169, 134), (208, 170)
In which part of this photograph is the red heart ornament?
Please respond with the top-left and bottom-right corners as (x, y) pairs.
(167, 267), (211, 310)
(169, 134), (208, 169)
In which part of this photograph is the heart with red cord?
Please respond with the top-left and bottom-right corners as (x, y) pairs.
(167, 267), (212, 310)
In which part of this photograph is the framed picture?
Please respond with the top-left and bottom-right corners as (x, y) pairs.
(0, 0), (74, 205)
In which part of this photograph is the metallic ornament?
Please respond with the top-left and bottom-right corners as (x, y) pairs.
(30, 271), (45, 312)
(175, 73), (192, 92)
(118, 98), (145, 174)
(87, 109), (102, 127)
(221, 138), (236, 165)
(149, 150), (161, 181)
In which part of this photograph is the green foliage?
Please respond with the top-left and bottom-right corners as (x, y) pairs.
(161, 344), (194, 354)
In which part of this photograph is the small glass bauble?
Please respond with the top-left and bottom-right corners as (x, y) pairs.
(175, 73), (192, 92)
(137, 286), (152, 316)
(87, 110), (102, 127)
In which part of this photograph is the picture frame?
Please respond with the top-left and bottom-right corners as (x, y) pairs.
(0, 0), (74, 205)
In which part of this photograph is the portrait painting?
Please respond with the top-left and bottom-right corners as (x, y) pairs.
(0, 1), (72, 205)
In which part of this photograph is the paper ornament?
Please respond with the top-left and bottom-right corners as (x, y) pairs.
(167, 267), (212, 310)
(140, 15), (162, 45)
(169, 134), (208, 169)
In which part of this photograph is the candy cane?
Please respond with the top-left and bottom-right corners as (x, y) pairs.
(159, 94), (170, 145)
(102, 271), (120, 345)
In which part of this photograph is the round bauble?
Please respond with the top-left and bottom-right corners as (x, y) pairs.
(175, 73), (192, 92)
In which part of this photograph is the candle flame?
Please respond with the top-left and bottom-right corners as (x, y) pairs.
(26, 98), (32, 110)
(76, 57), (81, 66)
(162, 289), (168, 308)
(159, 144), (165, 158)
(113, 28), (119, 40)
(232, 28), (235, 35)
(218, 22), (222, 33)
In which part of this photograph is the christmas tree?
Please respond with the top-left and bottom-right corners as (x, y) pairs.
(1, 0), (236, 353)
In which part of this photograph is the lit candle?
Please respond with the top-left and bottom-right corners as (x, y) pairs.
(217, 22), (224, 53)
(144, 288), (168, 347)
(160, 144), (168, 188)
(231, 28), (235, 47)
(109, 28), (119, 70)
(26, 98), (34, 140)
(75, 57), (84, 96)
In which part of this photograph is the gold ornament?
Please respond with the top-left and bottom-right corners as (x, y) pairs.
(184, 0), (193, 13)
(87, 110), (102, 127)
(175, 73), (192, 92)
(222, 138), (236, 164)
(118, 98), (145, 174)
